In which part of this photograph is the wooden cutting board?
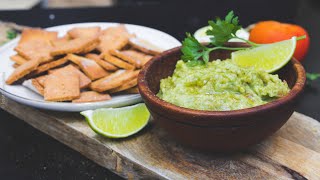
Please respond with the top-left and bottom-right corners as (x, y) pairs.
(1, 95), (319, 180)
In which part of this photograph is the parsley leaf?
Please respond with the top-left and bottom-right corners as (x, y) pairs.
(206, 11), (242, 46)
(6, 30), (17, 40)
(306, 73), (320, 81)
(181, 32), (209, 65)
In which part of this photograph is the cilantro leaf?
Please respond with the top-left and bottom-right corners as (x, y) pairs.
(6, 30), (17, 40)
(306, 73), (320, 81)
(206, 11), (242, 46)
(181, 32), (209, 65)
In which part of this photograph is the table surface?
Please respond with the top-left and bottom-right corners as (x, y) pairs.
(0, 0), (320, 179)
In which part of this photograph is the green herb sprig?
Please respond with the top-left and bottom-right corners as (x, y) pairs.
(181, 11), (305, 66)
(6, 30), (17, 40)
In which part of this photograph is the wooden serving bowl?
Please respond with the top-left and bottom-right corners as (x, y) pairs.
(138, 42), (306, 152)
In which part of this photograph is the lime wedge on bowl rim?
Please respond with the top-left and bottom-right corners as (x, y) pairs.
(232, 37), (297, 73)
(80, 103), (150, 138)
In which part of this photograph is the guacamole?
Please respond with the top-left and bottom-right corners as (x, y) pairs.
(157, 60), (290, 111)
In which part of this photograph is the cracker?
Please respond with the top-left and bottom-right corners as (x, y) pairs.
(15, 40), (53, 63)
(103, 53), (135, 70)
(67, 26), (101, 39)
(35, 75), (48, 87)
(109, 77), (137, 93)
(81, 41), (99, 54)
(13, 63), (20, 68)
(51, 35), (71, 47)
(129, 37), (163, 55)
(121, 50), (153, 66)
(85, 53), (118, 71)
(6, 59), (39, 85)
(44, 70), (80, 101)
(50, 64), (91, 89)
(19, 28), (58, 45)
(72, 91), (111, 103)
(97, 25), (133, 53)
(67, 54), (108, 80)
(10, 54), (28, 65)
(51, 36), (99, 56)
(90, 70), (139, 92)
(124, 86), (139, 94)
(31, 57), (68, 75)
(22, 79), (44, 95)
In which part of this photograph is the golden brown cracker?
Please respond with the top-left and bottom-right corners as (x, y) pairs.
(67, 54), (108, 80)
(6, 59), (40, 85)
(10, 54), (28, 65)
(50, 36), (99, 56)
(72, 91), (111, 103)
(32, 57), (68, 75)
(35, 75), (48, 87)
(44, 70), (80, 101)
(67, 26), (101, 39)
(129, 37), (162, 55)
(90, 70), (138, 92)
(15, 40), (53, 63)
(81, 41), (99, 54)
(109, 49), (145, 68)
(51, 35), (71, 47)
(50, 64), (91, 89)
(19, 28), (58, 45)
(31, 79), (44, 95)
(85, 53), (118, 71)
(13, 63), (20, 68)
(124, 86), (139, 94)
(109, 78), (137, 93)
(121, 50), (153, 66)
(97, 25), (133, 53)
(103, 53), (135, 70)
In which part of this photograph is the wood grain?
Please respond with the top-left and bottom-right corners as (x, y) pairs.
(1, 95), (319, 179)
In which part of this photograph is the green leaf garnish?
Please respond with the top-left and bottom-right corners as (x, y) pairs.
(180, 10), (307, 66)
(181, 32), (208, 65)
(206, 11), (242, 46)
(306, 73), (320, 81)
(6, 30), (17, 40)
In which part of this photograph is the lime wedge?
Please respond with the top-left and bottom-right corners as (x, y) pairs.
(232, 37), (296, 73)
(80, 103), (150, 138)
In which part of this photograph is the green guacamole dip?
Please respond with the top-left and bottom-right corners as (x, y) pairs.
(157, 60), (290, 111)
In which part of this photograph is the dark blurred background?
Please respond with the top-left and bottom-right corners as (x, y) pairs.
(0, 0), (319, 179)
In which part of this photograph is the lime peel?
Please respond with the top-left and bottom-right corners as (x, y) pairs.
(231, 37), (297, 73)
(81, 103), (150, 138)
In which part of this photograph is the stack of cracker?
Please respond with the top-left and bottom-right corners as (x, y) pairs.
(6, 25), (161, 103)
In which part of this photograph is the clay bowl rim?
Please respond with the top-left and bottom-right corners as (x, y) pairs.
(138, 43), (306, 121)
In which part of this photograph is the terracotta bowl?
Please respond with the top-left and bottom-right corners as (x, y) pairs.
(138, 42), (306, 152)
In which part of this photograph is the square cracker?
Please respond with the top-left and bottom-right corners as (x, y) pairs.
(44, 70), (80, 101)
(67, 54), (108, 80)
(15, 40), (53, 64)
(109, 77), (138, 93)
(124, 86), (139, 94)
(49, 64), (92, 89)
(10, 54), (28, 65)
(6, 59), (39, 85)
(51, 36), (99, 56)
(129, 37), (163, 55)
(121, 50), (153, 66)
(67, 26), (101, 39)
(31, 56), (68, 75)
(97, 25), (134, 53)
(103, 53), (135, 70)
(90, 70), (139, 92)
(19, 28), (58, 45)
(72, 91), (111, 103)
(85, 53), (118, 71)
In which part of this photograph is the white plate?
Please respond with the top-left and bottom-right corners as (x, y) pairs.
(0, 22), (181, 112)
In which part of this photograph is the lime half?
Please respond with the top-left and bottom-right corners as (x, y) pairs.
(80, 103), (150, 138)
(232, 37), (296, 73)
